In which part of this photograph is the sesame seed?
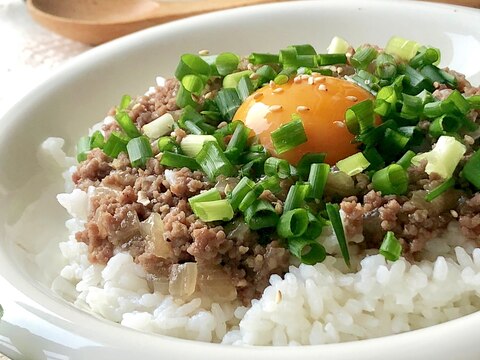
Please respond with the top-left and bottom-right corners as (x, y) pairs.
(334, 121), (345, 128)
(269, 80), (275, 88)
(253, 92), (263, 100)
(296, 105), (310, 112)
(249, 72), (259, 80)
(464, 135), (475, 145)
(273, 88), (284, 94)
(274, 202), (283, 214)
(198, 49), (210, 56)
(269, 105), (283, 112)
(275, 290), (283, 304)
(346, 52), (353, 58)
(433, 81), (440, 88)
(132, 103), (141, 110)
(364, 79), (371, 85)
(450, 209), (459, 218)
(204, 91), (214, 99)
(293, 76), (302, 84)
(308, 76), (314, 85)
(337, 67), (344, 74)
(311, 72), (321, 77)
(247, 63), (255, 71)
(217, 121), (228, 129)
(346, 95), (358, 102)
(314, 76), (326, 84)
(301, 74), (310, 80)
(318, 84), (327, 91)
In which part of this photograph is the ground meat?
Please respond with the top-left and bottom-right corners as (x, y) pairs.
(74, 150), (289, 303)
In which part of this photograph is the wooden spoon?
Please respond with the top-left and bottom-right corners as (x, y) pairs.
(27, 0), (285, 45)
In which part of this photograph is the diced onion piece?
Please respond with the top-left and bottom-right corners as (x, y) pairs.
(411, 135), (466, 179)
(327, 36), (350, 54)
(140, 213), (173, 259)
(180, 134), (217, 157)
(142, 113), (174, 139)
(168, 262), (198, 298)
(197, 265), (237, 302)
(385, 36), (420, 61)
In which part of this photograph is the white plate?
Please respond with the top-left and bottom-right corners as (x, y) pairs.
(0, 1), (479, 359)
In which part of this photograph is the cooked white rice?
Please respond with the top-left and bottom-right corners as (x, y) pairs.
(43, 137), (480, 345)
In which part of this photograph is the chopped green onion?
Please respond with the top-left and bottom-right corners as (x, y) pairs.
(403, 65), (433, 94)
(372, 164), (408, 195)
(115, 111), (141, 138)
(264, 157), (291, 179)
(468, 95), (480, 109)
(379, 231), (402, 261)
(255, 65), (278, 84)
(183, 120), (204, 135)
(438, 68), (457, 88)
(119, 94), (131, 111)
(288, 237), (326, 265)
(401, 93), (423, 119)
(175, 54), (211, 80)
(327, 36), (350, 54)
(429, 114), (462, 138)
(181, 74), (205, 96)
(385, 36), (420, 61)
(350, 46), (378, 69)
(191, 199), (234, 222)
(423, 100), (456, 118)
(396, 150), (416, 169)
(306, 212), (325, 239)
(277, 208), (309, 238)
(238, 189), (259, 212)
(236, 76), (255, 101)
(223, 70), (253, 89)
(127, 136), (153, 168)
(249, 52), (280, 65)
(420, 64), (445, 85)
(103, 131), (129, 158)
(374, 85), (397, 116)
(255, 175), (282, 194)
(345, 99), (374, 135)
(379, 128), (410, 161)
(425, 177), (455, 202)
(180, 135), (216, 157)
(283, 183), (311, 212)
(195, 140), (235, 180)
(411, 135), (466, 179)
(76, 136), (91, 162)
(362, 147), (385, 170)
(89, 131), (105, 149)
(215, 52), (240, 76)
(274, 67), (297, 85)
(215, 88), (242, 121)
(462, 150), (480, 189)
(447, 90), (471, 115)
(225, 122), (250, 161)
(159, 152), (199, 170)
(336, 153), (370, 176)
(271, 115), (307, 154)
(317, 53), (347, 66)
(307, 163), (330, 200)
(409, 47), (440, 68)
(158, 136), (181, 153)
(188, 188), (222, 205)
(325, 203), (350, 267)
(289, 44), (317, 55)
(244, 200), (279, 230)
(142, 113), (175, 139)
(375, 53), (397, 79)
(229, 177), (255, 211)
(297, 153), (326, 178)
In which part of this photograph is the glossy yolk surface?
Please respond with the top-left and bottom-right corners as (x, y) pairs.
(234, 75), (375, 165)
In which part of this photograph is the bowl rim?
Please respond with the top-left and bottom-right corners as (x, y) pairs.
(1, 0), (480, 358)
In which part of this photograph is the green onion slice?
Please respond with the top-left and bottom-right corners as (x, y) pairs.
(215, 52), (240, 76)
(76, 136), (91, 162)
(189, 188), (222, 205)
(196, 140), (235, 180)
(307, 163), (330, 200)
(372, 164), (408, 195)
(229, 177), (255, 211)
(126, 136), (153, 168)
(264, 157), (291, 179)
(336, 153), (370, 176)
(115, 111), (141, 138)
(425, 177), (455, 202)
(288, 237), (327, 265)
(191, 199), (234, 222)
(160, 152), (200, 170)
(326, 203), (350, 267)
(379, 231), (402, 261)
(244, 200), (279, 230)
(462, 150), (480, 189)
(345, 99), (374, 135)
(103, 131), (129, 158)
(277, 208), (309, 238)
(283, 183), (311, 213)
(271, 115), (308, 155)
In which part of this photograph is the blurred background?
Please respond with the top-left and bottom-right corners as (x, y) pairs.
(0, 0), (478, 119)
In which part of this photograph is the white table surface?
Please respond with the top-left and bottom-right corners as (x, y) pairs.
(0, 0), (91, 119)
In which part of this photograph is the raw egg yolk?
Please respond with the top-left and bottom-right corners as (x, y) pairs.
(234, 76), (375, 165)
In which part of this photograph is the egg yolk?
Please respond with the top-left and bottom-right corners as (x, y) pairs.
(234, 75), (375, 165)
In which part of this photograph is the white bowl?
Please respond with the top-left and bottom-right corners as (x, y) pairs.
(0, 1), (479, 359)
